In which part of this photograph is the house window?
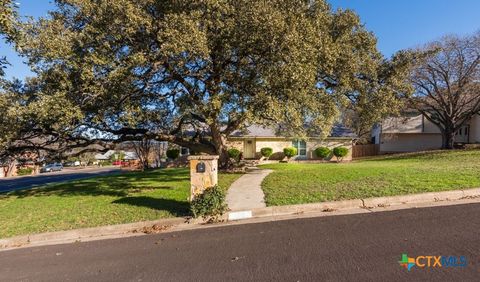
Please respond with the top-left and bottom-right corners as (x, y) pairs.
(292, 140), (307, 157)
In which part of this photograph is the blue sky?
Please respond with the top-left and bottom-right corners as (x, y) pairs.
(1, 0), (480, 80)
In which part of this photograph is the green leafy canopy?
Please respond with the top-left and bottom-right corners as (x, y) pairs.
(3, 0), (412, 165)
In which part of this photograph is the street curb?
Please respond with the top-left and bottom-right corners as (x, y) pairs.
(0, 217), (192, 250)
(245, 188), (480, 218)
(1, 188), (480, 251)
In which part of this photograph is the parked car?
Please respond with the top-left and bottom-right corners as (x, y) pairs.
(63, 161), (81, 167)
(40, 163), (63, 173)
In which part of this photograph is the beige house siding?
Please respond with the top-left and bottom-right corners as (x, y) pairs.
(382, 115), (423, 133)
(254, 139), (292, 159)
(423, 118), (442, 134)
(227, 137), (353, 161)
(227, 140), (244, 151)
(380, 133), (442, 152)
(469, 114), (480, 143)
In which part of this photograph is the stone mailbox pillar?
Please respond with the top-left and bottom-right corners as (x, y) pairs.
(188, 155), (219, 200)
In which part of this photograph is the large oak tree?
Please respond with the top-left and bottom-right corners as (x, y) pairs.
(7, 0), (411, 167)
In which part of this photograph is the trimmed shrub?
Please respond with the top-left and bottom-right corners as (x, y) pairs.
(314, 147), (331, 159)
(260, 147), (273, 158)
(17, 167), (34, 176)
(333, 147), (349, 162)
(166, 149), (180, 160)
(190, 185), (227, 222)
(283, 147), (298, 159)
(227, 148), (242, 162)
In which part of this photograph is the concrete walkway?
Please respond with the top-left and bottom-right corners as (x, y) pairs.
(226, 168), (272, 211)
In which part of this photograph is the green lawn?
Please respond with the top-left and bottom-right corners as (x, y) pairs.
(0, 169), (242, 239)
(260, 150), (480, 206)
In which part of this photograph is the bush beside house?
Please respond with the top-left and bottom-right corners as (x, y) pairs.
(314, 147), (331, 160)
(260, 147), (273, 159)
(283, 147), (298, 160)
(333, 147), (349, 162)
(227, 148), (242, 162)
(17, 167), (34, 176)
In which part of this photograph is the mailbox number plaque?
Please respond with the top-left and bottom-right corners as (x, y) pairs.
(196, 162), (206, 173)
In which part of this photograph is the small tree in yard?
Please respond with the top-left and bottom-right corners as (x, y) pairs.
(315, 147), (331, 160)
(283, 147), (298, 160)
(130, 139), (153, 171)
(78, 152), (96, 167)
(260, 148), (273, 159)
(152, 142), (167, 168)
(333, 147), (349, 162)
(110, 151), (125, 162)
(409, 33), (480, 149)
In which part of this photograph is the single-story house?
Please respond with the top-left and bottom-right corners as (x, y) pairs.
(371, 112), (480, 153)
(94, 150), (139, 161)
(227, 124), (356, 161)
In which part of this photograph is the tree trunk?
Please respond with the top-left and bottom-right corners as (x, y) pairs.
(217, 146), (230, 170)
(210, 126), (230, 169)
(442, 129), (455, 149)
(5, 160), (16, 177)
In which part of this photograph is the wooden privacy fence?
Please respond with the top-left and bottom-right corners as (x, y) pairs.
(352, 144), (380, 159)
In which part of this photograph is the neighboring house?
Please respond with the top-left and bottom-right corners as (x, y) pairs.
(371, 111), (480, 153)
(0, 151), (40, 177)
(227, 124), (356, 161)
(94, 150), (117, 161)
(94, 150), (139, 161)
(124, 151), (139, 161)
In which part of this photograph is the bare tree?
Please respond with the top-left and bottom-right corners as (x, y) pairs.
(130, 139), (153, 171)
(409, 33), (480, 149)
(78, 152), (96, 167)
(1, 157), (16, 177)
(152, 141), (167, 168)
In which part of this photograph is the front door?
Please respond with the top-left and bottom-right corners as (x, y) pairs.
(244, 139), (256, 159)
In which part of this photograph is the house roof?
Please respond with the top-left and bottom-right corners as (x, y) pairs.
(229, 124), (356, 139)
(95, 150), (115, 160)
(94, 150), (139, 160)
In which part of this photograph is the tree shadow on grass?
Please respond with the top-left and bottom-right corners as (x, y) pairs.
(5, 180), (132, 198)
(112, 196), (191, 217)
(2, 168), (190, 199)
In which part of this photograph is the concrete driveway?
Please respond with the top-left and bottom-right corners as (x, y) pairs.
(0, 167), (122, 192)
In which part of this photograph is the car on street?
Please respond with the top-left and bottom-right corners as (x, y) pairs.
(40, 163), (63, 173)
(63, 161), (81, 167)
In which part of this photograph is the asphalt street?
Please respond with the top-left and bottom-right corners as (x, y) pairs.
(1, 203), (479, 281)
(0, 167), (122, 192)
